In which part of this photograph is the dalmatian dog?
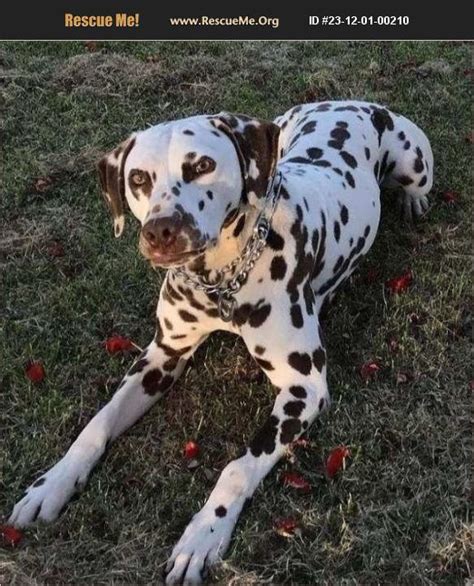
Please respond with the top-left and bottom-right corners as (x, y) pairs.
(9, 101), (433, 584)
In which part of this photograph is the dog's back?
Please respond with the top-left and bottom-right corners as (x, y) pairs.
(272, 100), (433, 304)
(276, 100), (433, 198)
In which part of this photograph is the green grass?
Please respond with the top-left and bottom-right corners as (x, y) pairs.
(0, 41), (472, 584)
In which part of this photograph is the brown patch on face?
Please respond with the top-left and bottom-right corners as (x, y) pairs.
(128, 168), (152, 199)
(211, 114), (280, 201)
(181, 154), (216, 184)
(97, 136), (136, 236)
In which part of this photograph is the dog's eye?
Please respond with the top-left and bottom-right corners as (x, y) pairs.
(195, 157), (215, 175)
(131, 171), (146, 186)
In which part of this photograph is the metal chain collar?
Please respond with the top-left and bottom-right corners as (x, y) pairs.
(170, 171), (284, 322)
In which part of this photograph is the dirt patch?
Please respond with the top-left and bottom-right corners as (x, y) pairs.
(52, 52), (163, 96)
(0, 206), (86, 260)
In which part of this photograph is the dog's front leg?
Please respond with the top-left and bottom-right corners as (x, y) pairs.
(165, 305), (329, 584)
(9, 281), (209, 528)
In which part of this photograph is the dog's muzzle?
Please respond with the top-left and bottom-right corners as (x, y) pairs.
(140, 216), (205, 267)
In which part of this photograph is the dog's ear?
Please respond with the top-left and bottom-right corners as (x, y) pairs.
(97, 135), (136, 237)
(210, 113), (280, 205)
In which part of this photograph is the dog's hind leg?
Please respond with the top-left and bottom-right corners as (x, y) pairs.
(9, 279), (209, 528)
(377, 114), (434, 221)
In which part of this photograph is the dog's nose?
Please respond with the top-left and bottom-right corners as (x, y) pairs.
(142, 217), (179, 249)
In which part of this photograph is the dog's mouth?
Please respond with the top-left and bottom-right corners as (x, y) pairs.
(142, 247), (207, 268)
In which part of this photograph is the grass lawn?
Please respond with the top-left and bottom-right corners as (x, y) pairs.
(0, 41), (472, 584)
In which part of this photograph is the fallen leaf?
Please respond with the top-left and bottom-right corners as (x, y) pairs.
(442, 190), (458, 205)
(326, 446), (351, 479)
(273, 517), (301, 537)
(469, 380), (474, 391)
(409, 312), (425, 326)
(387, 337), (399, 354)
(365, 267), (379, 284)
(34, 176), (53, 193)
(104, 335), (134, 354)
(203, 467), (214, 481)
(47, 240), (65, 258)
(186, 459), (199, 470)
(360, 361), (380, 382)
(396, 371), (415, 385)
(84, 41), (99, 52)
(385, 269), (413, 294)
(0, 525), (23, 547)
(184, 441), (200, 460)
(25, 360), (45, 383)
(281, 471), (311, 493)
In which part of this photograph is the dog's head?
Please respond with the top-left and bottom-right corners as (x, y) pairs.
(97, 113), (280, 268)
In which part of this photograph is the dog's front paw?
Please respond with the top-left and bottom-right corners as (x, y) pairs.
(164, 507), (236, 585)
(9, 456), (89, 527)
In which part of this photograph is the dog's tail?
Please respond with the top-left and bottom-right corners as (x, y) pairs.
(375, 109), (434, 206)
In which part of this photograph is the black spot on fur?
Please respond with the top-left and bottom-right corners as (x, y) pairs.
(397, 175), (414, 186)
(286, 209), (313, 304)
(129, 358), (149, 375)
(312, 347), (326, 372)
(288, 352), (312, 375)
(280, 418), (302, 445)
(328, 125), (350, 150)
(301, 120), (317, 134)
(267, 229), (285, 251)
(215, 506), (227, 517)
(233, 299), (272, 328)
(270, 256), (287, 280)
(254, 345), (265, 355)
(183, 129), (194, 135)
(345, 171), (355, 188)
(233, 214), (246, 237)
(340, 205), (349, 225)
(33, 477), (45, 487)
(179, 309), (198, 323)
(333, 255), (344, 274)
(418, 175), (428, 187)
(290, 304), (304, 328)
(334, 221), (341, 242)
(414, 147), (424, 173)
(143, 369), (165, 395)
(334, 105), (359, 112)
(290, 385), (307, 399)
(365, 147), (371, 160)
(311, 211), (327, 282)
(370, 106), (394, 145)
(249, 415), (279, 457)
(198, 200), (205, 211)
(340, 151), (358, 169)
(284, 400), (305, 418)
(255, 357), (274, 371)
(206, 190), (213, 200)
(307, 147), (323, 159)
